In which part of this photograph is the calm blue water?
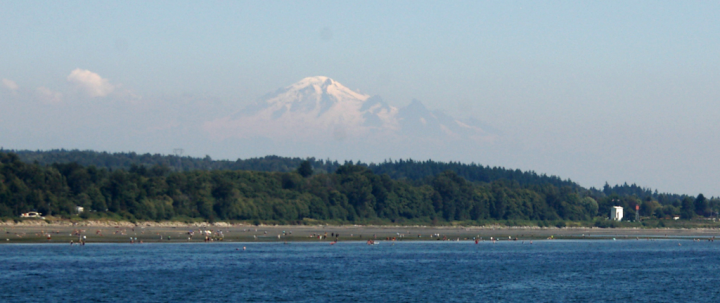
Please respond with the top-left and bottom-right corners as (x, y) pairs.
(1, 240), (719, 302)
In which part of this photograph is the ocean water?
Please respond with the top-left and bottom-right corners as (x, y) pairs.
(1, 240), (719, 302)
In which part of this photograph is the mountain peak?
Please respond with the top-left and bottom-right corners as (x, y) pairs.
(285, 76), (368, 102)
(207, 78), (494, 143)
(407, 99), (427, 109)
(295, 76), (332, 87)
(400, 99), (432, 117)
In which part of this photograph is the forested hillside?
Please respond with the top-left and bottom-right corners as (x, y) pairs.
(1, 152), (717, 224)
(10, 149), (330, 174)
(10, 149), (577, 188)
(8, 149), (692, 203)
(595, 182), (686, 204)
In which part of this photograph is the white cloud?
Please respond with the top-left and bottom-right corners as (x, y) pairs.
(2, 78), (18, 91)
(67, 69), (115, 97)
(36, 87), (63, 104)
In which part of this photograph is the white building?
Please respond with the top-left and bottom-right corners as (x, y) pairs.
(75, 206), (84, 214)
(611, 206), (623, 221)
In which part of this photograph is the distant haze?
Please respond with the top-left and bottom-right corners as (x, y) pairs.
(1, 1), (719, 196)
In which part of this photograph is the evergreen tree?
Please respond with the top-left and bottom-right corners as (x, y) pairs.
(297, 160), (313, 178)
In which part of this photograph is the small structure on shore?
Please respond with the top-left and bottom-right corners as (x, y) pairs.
(75, 206), (84, 214)
(611, 206), (623, 221)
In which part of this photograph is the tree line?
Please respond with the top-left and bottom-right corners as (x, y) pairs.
(10, 149), (579, 187)
(2, 151), (718, 224)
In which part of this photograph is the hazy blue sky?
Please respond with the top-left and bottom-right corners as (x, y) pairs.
(1, 1), (719, 195)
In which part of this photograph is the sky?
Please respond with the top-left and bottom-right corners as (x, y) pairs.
(1, 1), (719, 196)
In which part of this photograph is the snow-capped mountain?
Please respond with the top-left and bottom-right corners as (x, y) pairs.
(204, 76), (493, 142)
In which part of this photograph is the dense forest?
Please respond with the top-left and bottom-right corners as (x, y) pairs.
(10, 149), (588, 188)
(8, 149), (691, 201)
(1, 151), (718, 224)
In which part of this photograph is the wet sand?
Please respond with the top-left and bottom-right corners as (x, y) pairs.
(2, 223), (720, 243)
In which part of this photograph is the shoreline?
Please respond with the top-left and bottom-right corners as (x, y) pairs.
(4, 218), (720, 229)
(2, 220), (720, 243)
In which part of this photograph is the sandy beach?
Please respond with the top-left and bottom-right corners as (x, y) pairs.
(2, 220), (720, 243)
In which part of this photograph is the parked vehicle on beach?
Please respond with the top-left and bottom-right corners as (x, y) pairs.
(20, 212), (45, 219)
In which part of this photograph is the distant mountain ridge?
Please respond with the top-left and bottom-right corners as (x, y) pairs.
(204, 76), (494, 142)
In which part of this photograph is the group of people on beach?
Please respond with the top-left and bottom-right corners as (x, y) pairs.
(308, 232), (342, 241)
(70, 236), (86, 245)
